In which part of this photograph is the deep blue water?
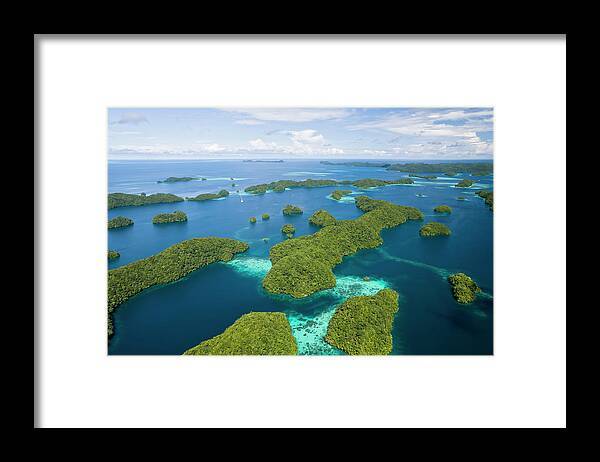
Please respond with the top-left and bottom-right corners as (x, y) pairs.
(108, 159), (493, 355)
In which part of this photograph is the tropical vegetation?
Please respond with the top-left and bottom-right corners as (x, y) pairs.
(282, 204), (303, 216)
(108, 192), (184, 209)
(455, 179), (475, 188)
(324, 289), (399, 355)
(477, 190), (494, 210)
(309, 209), (336, 227)
(107, 237), (249, 338)
(183, 312), (297, 355)
(447, 272), (481, 304)
(108, 250), (120, 260)
(387, 162), (493, 176)
(249, 216), (257, 224)
(108, 216), (134, 229)
(433, 205), (452, 214)
(262, 213), (270, 220)
(187, 189), (229, 201)
(281, 224), (295, 235)
(152, 211), (188, 224)
(263, 197), (422, 298)
(157, 177), (195, 183)
(419, 222), (451, 237)
(331, 190), (352, 200)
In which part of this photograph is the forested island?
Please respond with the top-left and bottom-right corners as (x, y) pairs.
(477, 190), (494, 210)
(409, 174), (437, 180)
(387, 162), (493, 176)
(262, 213), (270, 220)
(419, 222), (451, 237)
(183, 312), (297, 355)
(309, 209), (336, 227)
(187, 189), (229, 201)
(249, 216), (257, 224)
(331, 190), (352, 200)
(108, 250), (120, 260)
(107, 237), (249, 338)
(108, 216), (134, 229)
(152, 211), (188, 224)
(325, 288), (399, 355)
(434, 205), (452, 214)
(282, 204), (303, 216)
(244, 177), (413, 195)
(262, 196), (423, 298)
(157, 177), (195, 183)
(320, 161), (391, 168)
(447, 273), (481, 304)
(281, 224), (295, 236)
(108, 192), (184, 209)
(455, 179), (475, 188)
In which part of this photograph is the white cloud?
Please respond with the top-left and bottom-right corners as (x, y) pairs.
(223, 108), (352, 123)
(289, 129), (325, 145)
(235, 119), (265, 125)
(111, 112), (149, 125)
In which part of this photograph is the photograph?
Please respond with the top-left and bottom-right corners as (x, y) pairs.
(107, 107), (494, 356)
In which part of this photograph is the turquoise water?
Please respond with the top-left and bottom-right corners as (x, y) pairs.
(108, 160), (493, 355)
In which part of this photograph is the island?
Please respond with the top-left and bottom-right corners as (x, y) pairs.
(183, 312), (297, 355)
(157, 176), (195, 183)
(409, 174), (437, 180)
(262, 213), (270, 220)
(419, 222), (451, 237)
(455, 179), (475, 188)
(351, 178), (414, 189)
(108, 237), (249, 338)
(282, 204), (303, 216)
(309, 209), (336, 227)
(387, 162), (493, 176)
(457, 196), (467, 201)
(447, 272), (481, 304)
(433, 205), (452, 214)
(320, 161), (391, 168)
(243, 159), (284, 163)
(477, 190), (494, 210)
(262, 196), (423, 298)
(281, 224), (295, 236)
(244, 177), (413, 195)
(108, 216), (134, 229)
(108, 250), (120, 260)
(331, 189), (352, 200)
(152, 211), (188, 224)
(249, 216), (257, 224)
(108, 192), (184, 209)
(324, 288), (399, 355)
(187, 189), (229, 201)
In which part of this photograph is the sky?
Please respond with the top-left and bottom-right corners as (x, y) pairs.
(108, 108), (493, 160)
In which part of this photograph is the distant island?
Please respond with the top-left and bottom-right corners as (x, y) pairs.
(183, 312), (297, 355)
(320, 161), (391, 168)
(187, 189), (229, 201)
(157, 177), (195, 183)
(108, 237), (248, 338)
(242, 159), (284, 163)
(409, 174), (437, 180)
(477, 190), (494, 211)
(455, 179), (475, 188)
(108, 250), (120, 260)
(309, 209), (336, 227)
(108, 192), (184, 209)
(282, 204), (303, 216)
(244, 177), (413, 195)
(434, 205), (452, 214)
(325, 289), (399, 355)
(387, 162), (493, 176)
(447, 273), (481, 304)
(331, 190), (352, 200)
(152, 211), (188, 224)
(262, 196), (422, 298)
(108, 216), (134, 229)
(419, 222), (451, 237)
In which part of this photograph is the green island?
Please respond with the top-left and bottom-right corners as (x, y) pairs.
(108, 192), (184, 209)
(309, 209), (336, 227)
(152, 211), (188, 224)
(409, 174), (437, 180)
(108, 216), (134, 229)
(331, 189), (352, 200)
(108, 250), (120, 260)
(281, 224), (296, 235)
(107, 237), (249, 337)
(387, 162), (493, 176)
(476, 190), (494, 210)
(434, 205), (452, 214)
(187, 189), (229, 201)
(457, 196), (466, 201)
(244, 177), (413, 195)
(455, 179), (475, 188)
(320, 161), (391, 168)
(419, 222), (451, 237)
(262, 213), (270, 220)
(447, 272), (481, 304)
(324, 288), (399, 355)
(183, 312), (297, 355)
(262, 196), (423, 298)
(157, 176), (195, 183)
(249, 216), (257, 224)
(282, 204), (303, 216)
